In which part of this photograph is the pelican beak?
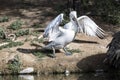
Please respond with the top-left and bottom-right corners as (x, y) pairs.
(60, 13), (64, 22)
(72, 17), (79, 27)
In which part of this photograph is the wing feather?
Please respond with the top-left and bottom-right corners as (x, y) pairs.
(77, 16), (105, 39)
(43, 13), (64, 41)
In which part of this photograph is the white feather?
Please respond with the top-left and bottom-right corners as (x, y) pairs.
(77, 16), (104, 37)
(43, 13), (64, 41)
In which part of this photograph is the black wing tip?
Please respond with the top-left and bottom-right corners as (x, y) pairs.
(98, 35), (105, 39)
(96, 33), (107, 39)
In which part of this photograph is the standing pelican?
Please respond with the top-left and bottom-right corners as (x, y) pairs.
(43, 12), (80, 58)
(43, 11), (105, 58)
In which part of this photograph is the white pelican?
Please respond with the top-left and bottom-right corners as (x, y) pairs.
(42, 11), (105, 58)
(43, 12), (80, 58)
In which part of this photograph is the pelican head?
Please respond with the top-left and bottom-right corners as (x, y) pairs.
(69, 11), (77, 21)
(69, 11), (79, 33)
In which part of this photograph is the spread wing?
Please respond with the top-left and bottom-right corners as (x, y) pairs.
(77, 16), (105, 39)
(43, 13), (64, 41)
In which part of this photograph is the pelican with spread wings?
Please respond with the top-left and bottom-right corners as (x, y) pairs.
(42, 11), (105, 58)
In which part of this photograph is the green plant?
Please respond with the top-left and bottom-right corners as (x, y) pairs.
(31, 31), (40, 36)
(15, 29), (29, 37)
(94, 0), (120, 24)
(38, 38), (44, 43)
(32, 37), (44, 43)
(7, 55), (21, 73)
(32, 51), (45, 58)
(9, 20), (23, 30)
(0, 41), (24, 50)
(0, 28), (5, 39)
(67, 48), (81, 54)
(0, 16), (9, 22)
(55, 0), (120, 25)
(32, 22), (43, 28)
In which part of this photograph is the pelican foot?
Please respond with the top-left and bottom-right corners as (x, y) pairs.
(48, 54), (56, 58)
(65, 52), (72, 56)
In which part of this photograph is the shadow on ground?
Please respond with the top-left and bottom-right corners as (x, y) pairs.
(17, 46), (61, 58)
(76, 53), (110, 72)
(0, 0), (67, 23)
(73, 39), (99, 44)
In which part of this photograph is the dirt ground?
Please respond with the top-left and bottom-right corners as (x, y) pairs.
(0, 2), (119, 74)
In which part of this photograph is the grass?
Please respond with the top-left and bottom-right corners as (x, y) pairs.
(7, 55), (21, 73)
(15, 29), (29, 37)
(9, 20), (23, 30)
(32, 22), (43, 28)
(0, 16), (9, 23)
(38, 38), (44, 43)
(67, 48), (81, 54)
(0, 41), (24, 50)
(32, 37), (44, 43)
(32, 51), (46, 58)
(0, 28), (6, 39)
(32, 49), (55, 59)
(30, 31), (40, 37)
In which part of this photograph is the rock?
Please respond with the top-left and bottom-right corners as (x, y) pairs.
(65, 70), (70, 76)
(19, 67), (34, 74)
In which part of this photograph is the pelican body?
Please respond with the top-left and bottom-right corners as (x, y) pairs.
(43, 12), (79, 57)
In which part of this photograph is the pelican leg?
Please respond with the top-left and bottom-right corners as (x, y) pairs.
(52, 46), (56, 58)
(43, 42), (56, 58)
(63, 47), (72, 56)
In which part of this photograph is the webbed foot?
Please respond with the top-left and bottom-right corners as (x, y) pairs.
(63, 47), (72, 56)
(48, 54), (56, 58)
(65, 52), (72, 56)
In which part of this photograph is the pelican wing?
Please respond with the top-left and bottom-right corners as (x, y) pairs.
(43, 13), (64, 41)
(77, 16), (105, 39)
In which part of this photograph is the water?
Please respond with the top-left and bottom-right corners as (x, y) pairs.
(0, 73), (120, 80)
